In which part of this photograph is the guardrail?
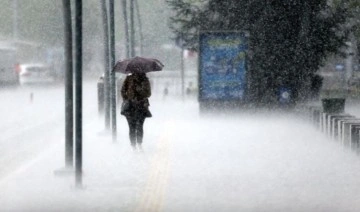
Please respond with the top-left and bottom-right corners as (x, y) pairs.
(299, 104), (360, 153)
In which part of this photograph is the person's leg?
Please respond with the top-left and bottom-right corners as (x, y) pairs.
(126, 116), (137, 148)
(135, 116), (146, 146)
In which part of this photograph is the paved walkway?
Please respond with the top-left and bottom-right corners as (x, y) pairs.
(2, 99), (360, 211)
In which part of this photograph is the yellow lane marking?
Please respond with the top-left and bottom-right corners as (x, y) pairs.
(135, 122), (174, 212)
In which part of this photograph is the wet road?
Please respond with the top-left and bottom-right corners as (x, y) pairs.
(1, 81), (360, 211)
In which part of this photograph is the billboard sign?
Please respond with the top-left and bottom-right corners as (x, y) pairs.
(199, 31), (248, 101)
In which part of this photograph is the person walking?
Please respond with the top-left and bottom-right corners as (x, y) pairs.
(121, 72), (152, 151)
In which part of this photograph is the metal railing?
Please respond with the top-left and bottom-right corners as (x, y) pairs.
(299, 104), (360, 153)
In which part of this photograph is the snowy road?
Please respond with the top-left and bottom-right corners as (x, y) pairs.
(1, 81), (360, 211)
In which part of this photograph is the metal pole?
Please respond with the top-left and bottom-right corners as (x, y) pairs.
(134, 0), (143, 55)
(101, 0), (111, 130)
(13, 0), (18, 40)
(122, 0), (130, 58)
(74, 0), (83, 187)
(129, 0), (135, 57)
(62, 0), (74, 168)
(109, 0), (117, 142)
(181, 47), (185, 98)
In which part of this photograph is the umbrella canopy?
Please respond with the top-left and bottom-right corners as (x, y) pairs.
(112, 56), (164, 74)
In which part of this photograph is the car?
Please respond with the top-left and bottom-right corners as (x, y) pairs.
(18, 63), (55, 85)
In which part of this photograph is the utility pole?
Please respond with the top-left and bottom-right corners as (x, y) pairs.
(62, 0), (74, 168)
(178, 36), (185, 98)
(74, 0), (83, 187)
(109, 0), (117, 142)
(134, 0), (143, 55)
(129, 0), (135, 57)
(101, 0), (111, 130)
(122, 0), (130, 58)
(181, 46), (185, 98)
(13, 0), (18, 40)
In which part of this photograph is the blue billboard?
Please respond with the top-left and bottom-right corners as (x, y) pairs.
(199, 31), (248, 101)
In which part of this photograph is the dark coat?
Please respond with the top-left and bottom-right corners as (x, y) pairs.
(121, 73), (151, 117)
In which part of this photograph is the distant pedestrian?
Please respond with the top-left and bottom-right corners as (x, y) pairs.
(310, 74), (323, 100)
(186, 82), (194, 96)
(164, 87), (169, 96)
(121, 73), (152, 151)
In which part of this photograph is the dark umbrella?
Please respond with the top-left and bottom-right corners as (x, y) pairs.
(112, 56), (164, 74)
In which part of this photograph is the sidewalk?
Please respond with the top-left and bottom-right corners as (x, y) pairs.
(0, 98), (196, 212)
(2, 99), (360, 211)
(0, 119), (145, 211)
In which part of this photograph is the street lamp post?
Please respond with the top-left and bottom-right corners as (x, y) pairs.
(13, 0), (18, 40)
(62, 0), (74, 168)
(109, 0), (117, 142)
(181, 46), (185, 98)
(74, 0), (83, 187)
(122, 0), (130, 58)
(101, 0), (111, 130)
(129, 0), (135, 57)
(134, 0), (143, 55)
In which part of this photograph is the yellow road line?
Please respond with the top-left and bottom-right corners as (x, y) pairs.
(134, 122), (174, 212)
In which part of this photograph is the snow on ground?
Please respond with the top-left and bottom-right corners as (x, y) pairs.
(1, 82), (360, 211)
